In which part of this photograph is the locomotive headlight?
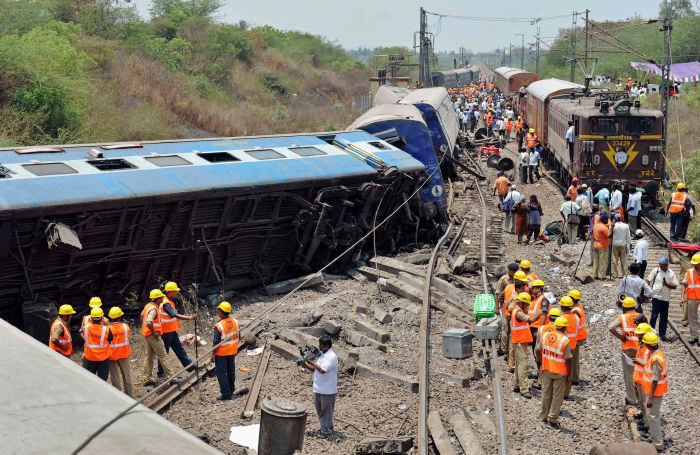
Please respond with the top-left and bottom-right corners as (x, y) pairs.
(642, 154), (649, 165)
(593, 155), (600, 165)
(615, 151), (628, 164)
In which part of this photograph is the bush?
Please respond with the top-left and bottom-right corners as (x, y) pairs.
(260, 72), (288, 97)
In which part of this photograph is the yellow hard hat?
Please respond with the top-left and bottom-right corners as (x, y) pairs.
(528, 128), (535, 133)
(217, 301), (232, 313)
(149, 289), (165, 299)
(677, 182), (686, 190)
(691, 253), (700, 265)
(164, 281), (180, 292)
(642, 331), (660, 345)
(622, 296), (637, 308)
(89, 297), (102, 308)
(108, 307), (124, 319)
(634, 322), (653, 335)
(548, 307), (562, 318)
(554, 316), (569, 327)
(568, 289), (582, 301)
(90, 307), (104, 319)
(519, 259), (531, 269)
(513, 271), (527, 281)
(531, 279), (545, 287)
(559, 296), (574, 307)
(518, 115), (522, 119)
(518, 292), (532, 304)
(59, 304), (76, 315)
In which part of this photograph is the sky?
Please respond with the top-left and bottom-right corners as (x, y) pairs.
(130, 0), (669, 52)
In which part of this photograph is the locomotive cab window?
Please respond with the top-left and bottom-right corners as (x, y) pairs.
(591, 118), (619, 135)
(23, 163), (78, 176)
(624, 118), (654, 135)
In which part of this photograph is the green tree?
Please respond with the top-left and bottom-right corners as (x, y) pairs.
(150, 0), (223, 18)
(659, 0), (696, 19)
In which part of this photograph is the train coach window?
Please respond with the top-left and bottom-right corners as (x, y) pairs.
(145, 155), (192, 167)
(245, 149), (285, 160)
(591, 118), (619, 135)
(624, 118), (654, 135)
(87, 159), (136, 171)
(290, 147), (326, 157)
(197, 152), (240, 163)
(23, 163), (78, 176)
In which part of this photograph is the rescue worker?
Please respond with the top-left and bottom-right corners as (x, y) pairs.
(609, 296), (641, 406)
(641, 332), (668, 451)
(496, 263), (520, 355)
(512, 292), (536, 398)
(682, 252), (700, 345)
(515, 116), (524, 150)
(504, 116), (513, 141)
(159, 281), (198, 375)
(632, 323), (653, 430)
(519, 259), (538, 282)
(142, 289), (175, 386)
(484, 110), (494, 137)
(211, 301), (240, 401)
(666, 182), (688, 241)
(536, 316), (572, 429)
(528, 280), (546, 354)
(81, 296), (108, 339)
(505, 272), (529, 370)
(568, 289), (588, 385)
(535, 308), (562, 388)
(49, 304), (75, 357)
(83, 307), (113, 381)
(108, 306), (133, 397)
(559, 296), (579, 397)
(526, 128), (538, 152)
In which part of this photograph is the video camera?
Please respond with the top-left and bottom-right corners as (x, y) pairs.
(296, 346), (321, 366)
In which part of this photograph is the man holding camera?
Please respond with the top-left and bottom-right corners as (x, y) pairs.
(303, 335), (338, 438)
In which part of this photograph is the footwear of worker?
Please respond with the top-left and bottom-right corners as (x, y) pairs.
(547, 420), (561, 430)
(513, 386), (520, 393)
(217, 396), (233, 401)
(634, 412), (644, 420)
(690, 339), (698, 345)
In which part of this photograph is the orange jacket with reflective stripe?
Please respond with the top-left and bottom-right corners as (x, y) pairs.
(502, 284), (515, 317)
(83, 323), (111, 362)
(48, 319), (72, 356)
(526, 133), (537, 148)
(485, 113), (494, 126)
(159, 297), (181, 333)
(572, 305), (588, 341)
(528, 295), (545, 328)
(541, 330), (570, 375)
(214, 317), (240, 356)
(669, 192), (688, 213)
(515, 120), (523, 131)
(505, 120), (513, 131)
(141, 303), (162, 337)
(511, 308), (533, 344)
(109, 322), (131, 360)
(642, 350), (668, 397)
(618, 311), (640, 350)
(562, 312), (579, 350)
(633, 344), (651, 384)
(686, 269), (700, 300)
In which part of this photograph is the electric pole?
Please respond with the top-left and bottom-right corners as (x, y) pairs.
(660, 9), (672, 157)
(503, 48), (506, 65)
(535, 27), (541, 75)
(419, 7), (426, 87)
(509, 43), (513, 66)
(515, 33), (524, 68)
(570, 11), (577, 82)
(584, 9), (590, 76)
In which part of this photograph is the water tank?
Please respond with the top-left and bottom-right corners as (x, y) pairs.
(258, 398), (308, 455)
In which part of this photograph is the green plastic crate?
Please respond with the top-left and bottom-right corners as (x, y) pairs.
(474, 294), (496, 320)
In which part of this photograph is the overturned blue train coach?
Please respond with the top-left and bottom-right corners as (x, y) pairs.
(0, 131), (437, 340)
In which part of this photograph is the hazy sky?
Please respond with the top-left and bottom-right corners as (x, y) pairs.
(131, 0), (669, 52)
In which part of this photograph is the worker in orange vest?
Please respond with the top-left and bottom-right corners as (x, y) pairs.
(158, 281), (198, 377)
(49, 304), (75, 357)
(505, 272), (529, 371)
(142, 289), (175, 386)
(512, 292), (537, 399)
(640, 332), (668, 451)
(559, 296), (579, 397)
(526, 128), (538, 151)
(484, 110), (494, 137)
(527, 280), (546, 353)
(211, 301), (241, 400)
(496, 263), (519, 355)
(609, 296), (641, 406)
(80, 296), (109, 340)
(666, 182), (689, 241)
(568, 289), (588, 385)
(83, 307), (113, 381)
(515, 116), (525, 150)
(108, 306), (133, 397)
(632, 323), (653, 429)
(536, 316), (572, 429)
(519, 259), (539, 282)
(504, 116), (513, 142)
(682, 252), (700, 344)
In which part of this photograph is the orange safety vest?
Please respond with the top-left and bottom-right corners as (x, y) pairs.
(526, 133), (537, 148)
(618, 311), (640, 350)
(633, 344), (651, 384)
(214, 317), (240, 356)
(528, 295), (545, 329)
(505, 120), (513, 131)
(109, 322), (131, 361)
(511, 308), (533, 344)
(572, 305), (588, 341)
(81, 315), (107, 338)
(562, 312), (579, 350)
(502, 283), (515, 317)
(642, 350), (668, 397)
(83, 322), (111, 362)
(669, 192), (688, 213)
(515, 120), (523, 131)
(686, 269), (700, 300)
(48, 318), (72, 356)
(485, 113), (494, 126)
(538, 322), (556, 339)
(541, 330), (570, 376)
(159, 297), (181, 333)
(141, 302), (162, 337)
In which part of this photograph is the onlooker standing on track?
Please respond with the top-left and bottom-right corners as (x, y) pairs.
(681, 253), (700, 345)
(511, 292), (536, 399)
(575, 188), (592, 241)
(627, 187), (642, 231)
(526, 195), (543, 244)
(610, 185), (624, 222)
(581, 183), (593, 207)
(495, 116), (505, 142)
(609, 296), (641, 407)
(528, 146), (539, 182)
(473, 109), (480, 132)
(536, 316), (572, 429)
(592, 212), (612, 279)
(303, 335), (339, 438)
(633, 230), (649, 277)
(518, 150), (529, 184)
(618, 263), (653, 312)
(502, 185), (522, 234)
(560, 195), (581, 245)
(647, 257), (678, 342)
(611, 214), (631, 279)
(666, 183), (689, 241)
(566, 177), (579, 204)
(594, 186), (611, 212)
(493, 171), (511, 202)
(108, 306), (133, 397)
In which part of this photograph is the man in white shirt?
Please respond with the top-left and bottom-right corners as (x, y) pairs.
(502, 185), (522, 234)
(611, 214), (631, 279)
(303, 335), (338, 438)
(518, 150), (529, 183)
(626, 187), (642, 231)
(633, 229), (649, 277)
(495, 117), (505, 141)
(565, 121), (575, 163)
(528, 148), (540, 183)
(646, 256), (678, 341)
(610, 184), (623, 218)
(575, 188), (592, 241)
(560, 195), (581, 245)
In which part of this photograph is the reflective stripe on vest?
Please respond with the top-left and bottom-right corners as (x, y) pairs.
(619, 312), (640, 350)
(563, 312), (579, 350)
(541, 331), (570, 375)
(141, 303), (162, 337)
(215, 317), (240, 356)
(642, 351), (669, 397)
(527, 134), (536, 148)
(159, 298), (181, 333)
(528, 295), (545, 328)
(572, 306), (588, 341)
(110, 322), (131, 360)
(515, 120), (523, 131)
(633, 344), (651, 384)
(669, 192), (688, 213)
(48, 319), (72, 356)
(502, 284), (515, 317)
(84, 324), (111, 362)
(686, 269), (700, 300)
(511, 309), (533, 344)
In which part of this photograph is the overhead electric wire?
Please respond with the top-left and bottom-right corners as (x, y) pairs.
(425, 10), (573, 23)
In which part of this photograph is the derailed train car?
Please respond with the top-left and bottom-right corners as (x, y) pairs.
(399, 87), (460, 156)
(373, 85), (411, 106)
(0, 132), (430, 340)
(430, 66), (479, 89)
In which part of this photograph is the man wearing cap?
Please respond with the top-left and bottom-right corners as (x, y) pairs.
(634, 230), (649, 278)
(159, 281), (198, 375)
(618, 263), (653, 311)
(592, 212), (612, 279)
(496, 263), (519, 356)
(666, 183), (689, 241)
(49, 304), (76, 357)
(108, 306), (133, 396)
(505, 275), (529, 371)
(142, 290), (175, 386)
(83, 307), (113, 381)
(80, 296), (109, 341)
(559, 296), (580, 397)
(609, 296), (641, 406)
(646, 257), (678, 342)
(511, 292), (537, 399)
(211, 301), (240, 401)
(536, 315), (572, 429)
(632, 323), (653, 430)
(641, 332), (668, 451)
(527, 279), (547, 357)
(681, 253), (700, 345)
(568, 289), (588, 384)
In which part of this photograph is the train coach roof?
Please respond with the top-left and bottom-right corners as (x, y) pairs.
(494, 67), (527, 77)
(527, 79), (584, 101)
(399, 87), (451, 107)
(550, 97), (664, 119)
(373, 85), (411, 106)
(349, 104), (427, 129)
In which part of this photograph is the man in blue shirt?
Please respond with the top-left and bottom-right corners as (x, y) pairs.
(626, 186), (642, 231)
(595, 186), (610, 212)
